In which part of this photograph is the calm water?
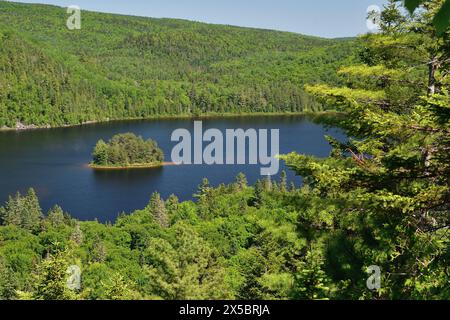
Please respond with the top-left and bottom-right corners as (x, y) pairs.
(0, 116), (345, 221)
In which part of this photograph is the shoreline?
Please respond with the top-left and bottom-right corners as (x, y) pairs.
(0, 111), (343, 132)
(88, 162), (178, 170)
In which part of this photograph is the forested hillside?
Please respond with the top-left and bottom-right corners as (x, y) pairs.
(0, 0), (447, 301)
(0, 1), (356, 128)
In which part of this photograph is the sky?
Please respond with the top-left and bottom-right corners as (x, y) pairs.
(10, 0), (388, 38)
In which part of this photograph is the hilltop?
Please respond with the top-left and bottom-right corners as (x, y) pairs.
(0, 1), (356, 127)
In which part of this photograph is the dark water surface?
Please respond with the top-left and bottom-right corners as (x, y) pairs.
(0, 116), (345, 221)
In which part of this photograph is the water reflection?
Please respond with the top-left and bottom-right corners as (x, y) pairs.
(0, 116), (345, 221)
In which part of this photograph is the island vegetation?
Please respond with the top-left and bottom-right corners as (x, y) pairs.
(0, 0), (448, 301)
(90, 133), (164, 169)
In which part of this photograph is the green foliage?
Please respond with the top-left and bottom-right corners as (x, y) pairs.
(291, 248), (332, 300)
(0, 258), (18, 300)
(283, 0), (449, 299)
(147, 192), (169, 228)
(0, 0), (448, 301)
(0, 163), (447, 300)
(143, 223), (231, 299)
(0, 189), (43, 232)
(92, 133), (164, 167)
(0, 2), (356, 128)
(400, 0), (450, 35)
(31, 250), (78, 300)
(0, 173), (307, 300)
(102, 273), (142, 300)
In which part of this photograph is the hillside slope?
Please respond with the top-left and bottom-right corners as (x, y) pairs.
(0, 1), (357, 127)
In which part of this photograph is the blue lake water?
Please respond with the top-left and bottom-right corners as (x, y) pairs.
(0, 115), (345, 221)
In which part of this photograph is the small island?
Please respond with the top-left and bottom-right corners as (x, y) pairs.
(90, 133), (165, 170)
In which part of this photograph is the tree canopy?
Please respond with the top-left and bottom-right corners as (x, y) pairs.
(0, 1), (356, 128)
(0, 0), (448, 301)
(92, 133), (164, 167)
(283, 0), (449, 298)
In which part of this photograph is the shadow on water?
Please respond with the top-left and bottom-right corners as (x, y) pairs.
(92, 167), (165, 184)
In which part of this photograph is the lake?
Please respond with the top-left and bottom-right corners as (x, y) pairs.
(0, 115), (345, 222)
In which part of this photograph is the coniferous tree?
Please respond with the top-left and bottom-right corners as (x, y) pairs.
(91, 133), (164, 167)
(143, 223), (231, 299)
(32, 251), (77, 300)
(236, 173), (248, 190)
(195, 178), (212, 219)
(0, 188), (42, 232)
(70, 224), (84, 246)
(46, 205), (65, 227)
(0, 0), (448, 302)
(165, 194), (179, 217)
(0, 1), (357, 127)
(279, 171), (288, 193)
(148, 192), (168, 228)
(0, 259), (18, 300)
(103, 274), (140, 300)
(92, 140), (109, 165)
(283, 0), (449, 299)
(253, 180), (265, 208)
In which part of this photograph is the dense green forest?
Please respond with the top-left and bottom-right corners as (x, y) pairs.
(91, 133), (164, 168)
(0, 1), (356, 128)
(0, 0), (448, 300)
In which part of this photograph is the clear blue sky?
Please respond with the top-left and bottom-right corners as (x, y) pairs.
(10, 0), (388, 38)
